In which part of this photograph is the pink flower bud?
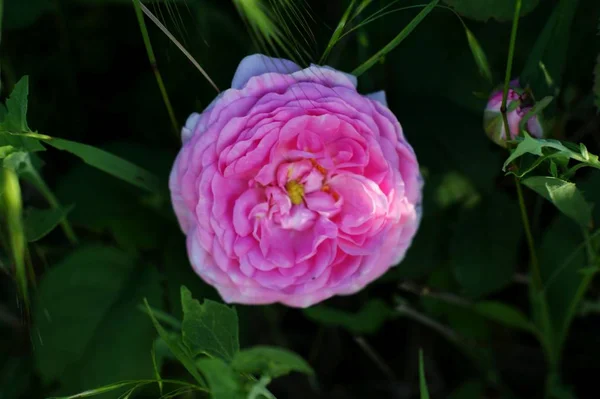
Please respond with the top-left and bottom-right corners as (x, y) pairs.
(483, 81), (543, 147)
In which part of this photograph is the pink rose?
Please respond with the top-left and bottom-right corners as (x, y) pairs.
(169, 54), (422, 307)
(484, 80), (543, 147)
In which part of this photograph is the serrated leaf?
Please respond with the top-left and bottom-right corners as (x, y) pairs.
(473, 301), (535, 333)
(503, 133), (545, 170)
(196, 358), (244, 399)
(442, 0), (540, 22)
(502, 133), (600, 176)
(23, 205), (73, 242)
(144, 299), (206, 386)
(180, 286), (239, 362)
(1, 76), (31, 133)
(522, 177), (592, 227)
(231, 346), (313, 378)
(303, 299), (395, 335)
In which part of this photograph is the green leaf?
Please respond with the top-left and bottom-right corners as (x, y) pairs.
(521, 0), (580, 100)
(144, 299), (206, 386)
(522, 177), (592, 227)
(195, 358), (244, 399)
(0, 132), (45, 152)
(2, 131), (160, 193)
(43, 136), (161, 194)
(442, 0), (540, 21)
(503, 132), (545, 170)
(451, 194), (522, 297)
(502, 133), (600, 177)
(418, 349), (430, 399)
(33, 246), (159, 391)
(473, 301), (535, 333)
(231, 346), (313, 378)
(464, 27), (492, 85)
(351, 0), (439, 77)
(180, 286), (239, 362)
(303, 299), (395, 335)
(0, 76), (31, 133)
(23, 205), (73, 242)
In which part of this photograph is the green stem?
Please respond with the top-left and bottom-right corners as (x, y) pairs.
(501, 0), (557, 371)
(517, 176), (556, 368)
(132, 0), (179, 139)
(516, 179), (541, 287)
(500, 0), (521, 115)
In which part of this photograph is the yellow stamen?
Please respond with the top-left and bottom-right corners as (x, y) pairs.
(286, 180), (305, 205)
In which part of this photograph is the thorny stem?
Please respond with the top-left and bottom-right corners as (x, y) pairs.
(132, 0), (180, 138)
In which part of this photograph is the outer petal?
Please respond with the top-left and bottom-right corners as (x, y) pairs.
(231, 54), (301, 90)
(315, 64), (358, 88)
(366, 90), (387, 107)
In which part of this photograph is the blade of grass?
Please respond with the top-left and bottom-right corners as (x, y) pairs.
(319, 0), (358, 64)
(48, 379), (206, 399)
(234, 0), (308, 66)
(418, 349), (430, 399)
(132, 0), (179, 138)
(351, 0), (438, 77)
(151, 343), (163, 396)
(138, 2), (220, 94)
(2, 167), (28, 311)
